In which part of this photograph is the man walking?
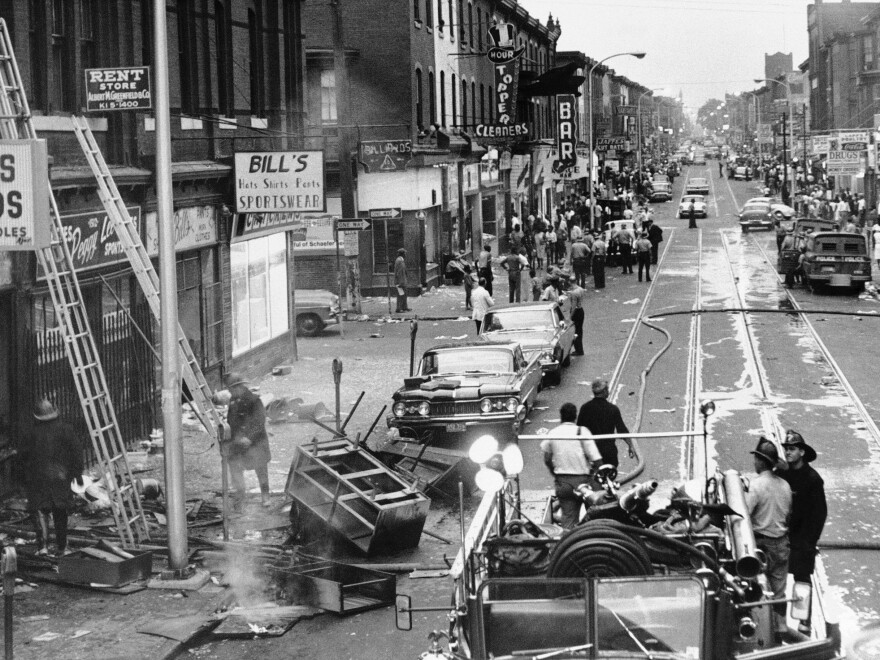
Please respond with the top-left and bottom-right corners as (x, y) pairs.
(567, 276), (587, 356)
(647, 219), (663, 265)
(224, 373), (273, 509)
(687, 198), (697, 229)
(635, 231), (653, 282)
(502, 246), (528, 303)
(746, 437), (792, 641)
(394, 248), (410, 312)
(780, 431), (827, 634)
(570, 235), (591, 288)
(617, 223), (634, 274)
(471, 277), (494, 333)
(541, 403), (602, 529)
(591, 232), (607, 290)
(576, 379), (634, 468)
(21, 399), (83, 556)
(478, 244), (494, 295)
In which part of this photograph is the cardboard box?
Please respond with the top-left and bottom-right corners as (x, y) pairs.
(58, 549), (153, 587)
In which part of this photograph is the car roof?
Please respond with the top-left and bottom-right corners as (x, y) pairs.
(487, 301), (558, 312)
(425, 340), (519, 352)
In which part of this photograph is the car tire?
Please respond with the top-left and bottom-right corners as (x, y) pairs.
(296, 313), (324, 337)
(741, 226), (748, 233)
(562, 349), (571, 368)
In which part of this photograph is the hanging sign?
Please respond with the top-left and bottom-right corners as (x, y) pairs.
(475, 22), (528, 142)
(553, 94), (578, 172)
(826, 149), (863, 175)
(0, 140), (49, 251)
(359, 140), (413, 173)
(234, 151), (325, 213)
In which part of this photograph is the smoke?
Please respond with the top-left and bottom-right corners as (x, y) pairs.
(219, 547), (272, 608)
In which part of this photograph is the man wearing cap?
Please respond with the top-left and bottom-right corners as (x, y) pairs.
(224, 374), (272, 509)
(576, 379), (634, 468)
(746, 437), (792, 640)
(19, 400), (83, 556)
(394, 248), (410, 313)
(780, 431), (827, 633)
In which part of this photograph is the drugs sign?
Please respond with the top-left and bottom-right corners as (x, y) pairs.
(0, 140), (49, 251)
(827, 149), (863, 175)
(85, 67), (152, 111)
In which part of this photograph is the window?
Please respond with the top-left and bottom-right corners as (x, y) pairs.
(248, 8), (266, 116)
(320, 69), (337, 124)
(178, 0), (199, 114)
(452, 73), (457, 126)
(864, 36), (874, 70)
(177, 250), (222, 368)
(215, 1), (232, 115)
(50, 0), (74, 111)
(425, 0), (433, 27)
(429, 71), (436, 124)
(28, 0), (47, 110)
(448, 0), (454, 39)
(471, 81), (476, 128)
(80, 0), (97, 70)
(480, 83), (485, 123)
(231, 234), (289, 354)
(461, 79), (467, 128)
(437, 0), (443, 32)
(413, 0), (420, 21)
(468, 2), (474, 48)
(458, 0), (465, 42)
(440, 71), (446, 126)
(416, 68), (424, 129)
(488, 86), (493, 122)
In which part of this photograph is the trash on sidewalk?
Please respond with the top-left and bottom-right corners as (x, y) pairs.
(210, 603), (321, 639)
(58, 542), (152, 587)
(32, 632), (62, 642)
(137, 614), (219, 642)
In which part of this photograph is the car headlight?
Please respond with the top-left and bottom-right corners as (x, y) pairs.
(480, 398), (493, 414)
(505, 397), (519, 412)
(417, 401), (430, 417)
(393, 402), (406, 417)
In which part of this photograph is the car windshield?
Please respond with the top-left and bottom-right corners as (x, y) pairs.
(742, 204), (768, 213)
(682, 197), (703, 204)
(483, 309), (554, 332)
(690, 179), (707, 185)
(419, 349), (514, 375)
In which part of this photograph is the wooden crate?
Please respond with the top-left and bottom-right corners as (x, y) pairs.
(285, 439), (430, 555)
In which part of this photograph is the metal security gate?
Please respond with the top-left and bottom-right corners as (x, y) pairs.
(29, 302), (157, 467)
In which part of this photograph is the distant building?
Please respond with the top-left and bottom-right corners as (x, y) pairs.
(765, 52), (794, 81)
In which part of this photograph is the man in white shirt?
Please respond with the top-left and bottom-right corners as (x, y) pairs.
(541, 402), (602, 528)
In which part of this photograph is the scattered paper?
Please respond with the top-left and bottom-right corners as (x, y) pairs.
(451, 334), (468, 340)
(649, 408), (676, 413)
(622, 298), (641, 305)
(33, 632), (61, 642)
(71, 630), (92, 639)
(20, 615), (51, 622)
(248, 623), (270, 634)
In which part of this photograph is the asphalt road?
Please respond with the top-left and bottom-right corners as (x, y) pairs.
(195, 163), (880, 659)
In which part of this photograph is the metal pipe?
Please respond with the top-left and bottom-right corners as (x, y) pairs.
(721, 470), (761, 579)
(518, 431), (703, 441)
(155, 0), (187, 570)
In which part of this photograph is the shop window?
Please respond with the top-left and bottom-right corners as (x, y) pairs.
(372, 219), (404, 274)
(231, 234), (289, 355)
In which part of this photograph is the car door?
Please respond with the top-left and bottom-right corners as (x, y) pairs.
(555, 305), (575, 360)
(515, 345), (540, 407)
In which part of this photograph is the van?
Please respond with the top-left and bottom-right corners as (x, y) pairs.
(801, 232), (872, 291)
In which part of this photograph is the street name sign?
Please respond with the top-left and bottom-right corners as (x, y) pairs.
(335, 218), (371, 231)
(234, 151), (325, 214)
(85, 67), (152, 111)
(0, 140), (49, 251)
(369, 208), (402, 219)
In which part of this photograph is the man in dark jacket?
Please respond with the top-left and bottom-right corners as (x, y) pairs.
(20, 399), (83, 556)
(224, 373), (272, 509)
(780, 430), (827, 634)
(394, 248), (410, 313)
(576, 379), (634, 468)
(647, 220), (663, 265)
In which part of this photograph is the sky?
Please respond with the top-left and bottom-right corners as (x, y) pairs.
(519, 0), (816, 113)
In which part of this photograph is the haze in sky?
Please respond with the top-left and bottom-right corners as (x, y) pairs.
(519, 0), (813, 112)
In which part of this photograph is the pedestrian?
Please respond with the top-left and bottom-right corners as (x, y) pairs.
(873, 223), (880, 269)
(394, 248), (410, 313)
(591, 232), (607, 289)
(534, 228), (546, 271)
(20, 399), (83, 556)
(635, 231), (652, 282)
(647, 220), (663, 265)
(617, 223), (634, 274)
(718, 161), (724, 177)
(780, 430), (827, 634)
(463, 264), (477, 310)
(687, 198), (697, 229)
(471, 277), (494, 333)
(541, 402), (603, 529)
(530, 268), (542, 301)
(576, 378), (634, 468)
(545, 226), (557, 266)
(570, 235), (591, 288)
(746, 437), (792, 641)
(502, 246), (528, 303)
(478, 244), (494, 296)
(775, 217), (787, 253)
(540, 275), (560, 302)
(567, 276), (587, 356)
(224, 373), (273, 510)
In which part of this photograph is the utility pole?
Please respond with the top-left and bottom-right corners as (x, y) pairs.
(781, 112), (789, 205)
(154, 0), (187, 571)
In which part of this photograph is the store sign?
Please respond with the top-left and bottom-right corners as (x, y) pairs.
(757, 123), (773, 144)
(836, 130), (869, 146)
(145, 205), (217, 256)
(292, 199), (350, 254)
(614, 105), (637, 116)
(595, 137), (626, 152)
(85, 67), (152, 111)
(359, 140), (413, 173)
(811, 134), (829, 155)
(553, 149), (590, 181)
(55, 207), (141, 272)
(0, 140), (49, 251)
(462, 164), (480, 194)
(475, 22), (527, 142)
(827, 149), (864, 175)
(231, 211), (302, 243)
(554, 95), (578, 172)
(234, 151), (325, 214)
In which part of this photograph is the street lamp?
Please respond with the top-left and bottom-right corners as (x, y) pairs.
(588, 51), (646, 229)
(637, 88), (664, 173)
(755, 77), (793, 204)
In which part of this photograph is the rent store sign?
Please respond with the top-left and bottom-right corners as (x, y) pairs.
(85, 67), (152, 111)
(0, 140), (50, 251)
(234, 151), (325, 214)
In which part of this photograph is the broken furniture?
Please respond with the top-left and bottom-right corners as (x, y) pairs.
(58, 543), (152, 587)
(285, 439), (430, 555)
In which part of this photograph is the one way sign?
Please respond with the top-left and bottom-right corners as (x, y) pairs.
(335, 218), (372, 231)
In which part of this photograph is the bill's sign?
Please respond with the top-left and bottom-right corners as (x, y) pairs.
(234, 151), (325, 214)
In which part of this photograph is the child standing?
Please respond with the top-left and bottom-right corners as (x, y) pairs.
(463, 264), (477, 310)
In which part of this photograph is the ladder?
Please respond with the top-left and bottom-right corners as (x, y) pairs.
(0, 19), (148, 546)
(70, 116), (224, 445)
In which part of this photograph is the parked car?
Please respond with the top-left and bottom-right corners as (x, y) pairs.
(678, 195), (708, 219)
(479, 301), (575, 385)
(738, 200), (793, 232)
(386, 341), (542, 447)
(294, 289), (340, 336)
(734, 166), (749, 180)
(649, 182), (673, 202)
(685, 177), (709, 195)
(602, 219), (638, 246)
(801, 231), (872, 291)
(692, 151), (707, 165)
(652, 173), (669, 183)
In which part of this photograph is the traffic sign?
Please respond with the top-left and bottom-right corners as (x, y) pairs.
(335, 218), (371, 231)
(415, 210), (426, 220)
(369, 207), (402, 219)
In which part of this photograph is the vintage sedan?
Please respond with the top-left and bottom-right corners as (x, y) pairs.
(738, 199), (792, 232)
(386, 341), (542, 448)
(685, 177), (709, 195)
(649, 181), (673, 202)
(294, 289), (340, 336)
(678, 194), (708, 219)
(479, 301), (576, 385)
